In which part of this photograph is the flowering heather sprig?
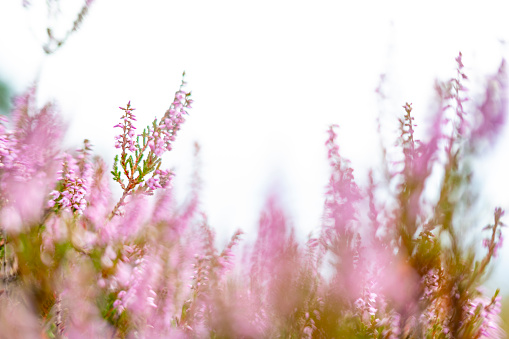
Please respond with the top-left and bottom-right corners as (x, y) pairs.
(390, 101), (447, 261)
(323, 124), (361, 235)
(1, 86), (63, 183)
(113, 103), (137, 153)
(112, 249), (162, 317)
(110, 73), (191, 216)
(395, 101), (440, 184)
(451, 52), (470, 138)
(83, 157), (112, 229)
(218, 229), (243, 270)
(481, 207), (506, 259)
(146, 85), (192, 157)
(399, 102), (417, 160)
(355, 288), (378, 318)
(463, 289), (504, 338)
(48, 141), (93, 215)
(421, 268), (441, 301)
(0, 87), (63, 233)
(186, 219), (242, 320)
(321, 125), (366, 308)
(471, 59), (507, 147)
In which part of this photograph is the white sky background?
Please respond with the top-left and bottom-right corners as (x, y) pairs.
(0, 0), (508, 290)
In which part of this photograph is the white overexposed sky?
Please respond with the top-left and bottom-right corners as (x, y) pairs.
(0, 0), (508, 290)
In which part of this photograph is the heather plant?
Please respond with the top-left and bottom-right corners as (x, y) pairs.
(0, 53), (507, 339)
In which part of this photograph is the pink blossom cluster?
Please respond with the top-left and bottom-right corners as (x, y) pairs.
(48, 150), (92, 215)
(144, 168), (173, 191)
(114, 103), (137, 152)
(0, 87), (63, 233)
(465, 292), (504, 338)
(148, 87), (193, 157)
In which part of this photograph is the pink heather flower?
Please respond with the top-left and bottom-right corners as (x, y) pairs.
(146, 176), (162, 190)
(455, 52), (464, 69)
(50, 151), (92, 215)
(60, 263), (114, 338)
(142, 169), (173, 195)
(114, 102), (138, 152)
(406, 101), (442, 182)
(147, 289), (158, 308)
(168, 189), (199, 239)
(50, 190), (60, 199)
(114, 249), (162, 318)
(100, 245), (117, 268)
(252, 195), (288, 266)
(472, 59), (507, 147)
(84, 158), (112, 232)
(0, 88), (64, 232)
(8, 87), (63, 179)
(452, 52), (470, 137)
(145, 85), (192, 158)
(354, 298), (365, 309)
(320, 126), (367, 303)
(493, 233), (503, 257)
(482, 238), (490, 248)
(465, 292), (504, 338)
(421, 269), (440, 300)
(323, 125), (362, 234)
(356, 285), (380, 323)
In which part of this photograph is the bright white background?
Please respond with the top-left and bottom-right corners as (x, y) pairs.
(0, 0), (508, 290)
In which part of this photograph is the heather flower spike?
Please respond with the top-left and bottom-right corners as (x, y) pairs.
(110, 73), (191, 217)
(48, 140), (93, 215)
